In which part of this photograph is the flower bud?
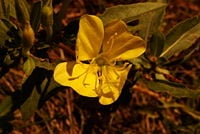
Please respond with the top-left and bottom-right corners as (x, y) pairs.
(22, 22), (35, 54)
(41, 6), (53, 17)
(41, 6), (53, 41)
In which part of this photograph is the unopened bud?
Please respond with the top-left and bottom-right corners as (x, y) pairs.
(41, 6), (53, 18)
(41, 6), (53, 41)
(22, 22), (35, 54)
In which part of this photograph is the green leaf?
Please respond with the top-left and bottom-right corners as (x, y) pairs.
(34, 58), (56, 70)
(30, 0), (42, 32)
(1, 18), (16, 29)
(0, 19), (18, 48)
(40, 78), (49, 93)
(0, 96), (13, 117)
(137, 4), (166, 40)
(15, 0), (30, 24)
(100, 2), (166, 24)
(160, 16), (200, 59)
(100, 2), (167, 40)
(145, 80), (200, 98)
(179, 44), (199, 63)
(0, 19), (9, 46)
(129, 57), (151, 69)
(160, 100), (200, 120)
(20, 87), (40, 120)
(3, 55), (14, 65)
(38, 78), (63, 106)
(0, 68), (61, 120)
(0, 0), (16, 18)
(175, 124), (200, 133)
(23, 57), (35, 76)
(149, 31), (165, 56)
(0, 1), (5, 18)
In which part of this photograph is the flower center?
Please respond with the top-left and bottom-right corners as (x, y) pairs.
(95, 56), (108, 67)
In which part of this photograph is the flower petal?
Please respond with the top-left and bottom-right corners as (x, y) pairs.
(110, 33), (146, 60)
(98, 64), (132, 105)
(103, 20), (146, 61)
(54, 62), (98, 97)
(103, 20), (128, 51)
(76, 15), (104, 61)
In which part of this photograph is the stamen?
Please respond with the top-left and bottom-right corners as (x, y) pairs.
(95, 67), (103, 95)
(67, 62), (97, 89)
(103, 68), (115, 99)
(106, 32), (118, 52)
(82, 65), (97, 88)
(82, 71), (90, 87)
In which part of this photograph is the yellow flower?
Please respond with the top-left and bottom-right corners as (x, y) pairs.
(54, 15), (146, 105)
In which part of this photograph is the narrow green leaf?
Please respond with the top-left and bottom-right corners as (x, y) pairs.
(145, 80), (200, 98)
(0, 96), (13, 117)
(129, 57), (151, 69)
(15, 0), (30, 24)
(0, 19), (10, 32)
(149, 31), (165, 56)
(34, 58), (56, 70)
(3, 55), (14, 65)
(175, 124), (200, 133)
(1, 19), (16, 29)
(137, 5), (166, 40)
(160, 16), (200, 59)
(181, 105), (200, 120)
(38, 78), (63, 107)
(180, 44), (199, 63)
(23, 57), (35, 76)
(30, 0), (42, 32)
(40, 78), (49, 93)
(0, 19), (9, 46)
(45, 79), (61, 96)
(161, 100), (200, 120)
(0, 1), (5, 18)
(155, 73), (166, 81)
(20, 87), (40, 120)
(0, 0), (16, 18)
